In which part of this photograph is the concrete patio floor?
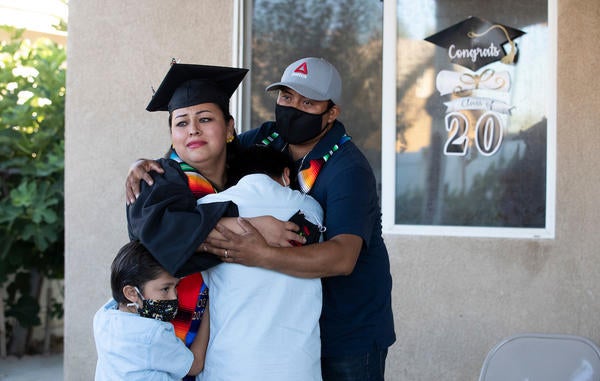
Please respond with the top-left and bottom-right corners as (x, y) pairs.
(0, 354), (63, 380)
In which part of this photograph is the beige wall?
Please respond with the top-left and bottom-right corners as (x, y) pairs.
(65, 0), (600, 380)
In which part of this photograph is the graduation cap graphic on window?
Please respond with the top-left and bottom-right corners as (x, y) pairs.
(425, 16), (525, 71)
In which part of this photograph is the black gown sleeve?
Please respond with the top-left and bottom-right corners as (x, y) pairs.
(126, 158), (238, 276)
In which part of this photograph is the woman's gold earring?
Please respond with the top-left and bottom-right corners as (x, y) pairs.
(226, 135), (234, 143)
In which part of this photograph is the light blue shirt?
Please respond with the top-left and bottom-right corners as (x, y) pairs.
(198, 174), (324, 381)
(93, 299), (193, 381)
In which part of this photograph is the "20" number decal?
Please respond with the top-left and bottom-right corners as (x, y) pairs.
(444, 111), (504, 156)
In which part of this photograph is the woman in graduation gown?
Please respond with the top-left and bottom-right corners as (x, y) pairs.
(126, 63), (300, 366)
(127, 63), (300, 275)
(128, 63), (244, 276)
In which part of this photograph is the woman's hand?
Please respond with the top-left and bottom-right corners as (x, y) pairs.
(125, 159), (164, 204)
(247, 215), (305, 247)
(205, 216), (304, 248)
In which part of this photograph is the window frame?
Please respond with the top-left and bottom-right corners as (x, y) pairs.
(380, 0), (557, 239)
(231, 0), (251, 133)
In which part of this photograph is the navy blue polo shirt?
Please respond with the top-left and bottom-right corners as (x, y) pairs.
(240, 121), (396, 357)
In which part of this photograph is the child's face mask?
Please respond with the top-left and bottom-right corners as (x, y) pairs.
(128, 286), (178, 322)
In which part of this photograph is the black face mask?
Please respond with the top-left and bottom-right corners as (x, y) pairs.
(275, 104), (330, 145)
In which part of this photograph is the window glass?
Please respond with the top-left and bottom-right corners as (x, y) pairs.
(249, 0), (554, 237)
(391, 0), (553, 234)
(249, 0), (384, 188)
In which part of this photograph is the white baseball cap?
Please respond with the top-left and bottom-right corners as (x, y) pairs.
(266, 57), (342, 105)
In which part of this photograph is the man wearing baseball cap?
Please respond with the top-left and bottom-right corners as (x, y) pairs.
(231, 57), (396, 381)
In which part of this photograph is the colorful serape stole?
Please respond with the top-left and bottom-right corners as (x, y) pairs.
(172, 272), (208, 344)
(261, 132), (352, 194)
(173, 273), (208, 381)
(169, 149), (217, 198)
(297, 134), (351, 193)
(168, 149), (213, 380)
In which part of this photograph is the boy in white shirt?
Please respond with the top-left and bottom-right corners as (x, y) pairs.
(93, 241), (209, 381)
(198, 145), (324, 381)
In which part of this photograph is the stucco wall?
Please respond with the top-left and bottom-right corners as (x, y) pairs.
(65, 0), (600, 380)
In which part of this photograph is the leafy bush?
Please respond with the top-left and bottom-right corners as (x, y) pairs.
(0, 26), (65, 350)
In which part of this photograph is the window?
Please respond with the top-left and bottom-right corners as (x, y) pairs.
(245, 0), (384, 189)
(381, 0), (556, 238)
(243, 0), (556, 239)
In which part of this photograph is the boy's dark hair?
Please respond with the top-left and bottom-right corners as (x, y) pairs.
(228, 145), (293, 185)
(110, 241), (166, 305)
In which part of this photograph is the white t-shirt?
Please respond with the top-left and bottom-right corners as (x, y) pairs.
(93, 299), (193, 381)
(197, 174), (324, 381)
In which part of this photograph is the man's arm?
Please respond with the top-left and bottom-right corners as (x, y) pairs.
(206, 218), (362, 278)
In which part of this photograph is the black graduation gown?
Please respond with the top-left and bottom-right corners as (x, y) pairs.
(127, 158), (238, 277)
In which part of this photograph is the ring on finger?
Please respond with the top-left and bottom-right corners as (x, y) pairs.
(224, 249), (228, 259)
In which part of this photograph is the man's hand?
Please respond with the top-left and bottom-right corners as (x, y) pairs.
(204, 218), (275, 267)
(125, 159), (164, 205)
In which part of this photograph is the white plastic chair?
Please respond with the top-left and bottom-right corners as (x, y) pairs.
(478, 333), (600, 381)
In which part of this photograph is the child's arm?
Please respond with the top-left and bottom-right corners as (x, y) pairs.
(187, 303), (210, 376)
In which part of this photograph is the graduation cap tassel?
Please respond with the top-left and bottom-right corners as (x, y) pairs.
(467, 24), (517, 65)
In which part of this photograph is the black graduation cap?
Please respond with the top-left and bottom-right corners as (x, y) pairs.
(146, 63), (249, 112)
(425, 16), (525, 71)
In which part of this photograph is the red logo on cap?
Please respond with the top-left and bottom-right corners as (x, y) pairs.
(293, 62), (308, 75)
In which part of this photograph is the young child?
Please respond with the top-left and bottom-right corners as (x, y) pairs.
(93, 241), (209, 380)
(197, 145), (324, 381)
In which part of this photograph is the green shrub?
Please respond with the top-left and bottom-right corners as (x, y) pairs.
(0, 26), (65, 348)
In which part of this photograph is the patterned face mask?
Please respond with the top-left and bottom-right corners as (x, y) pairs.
(129, 286), (179, 322)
